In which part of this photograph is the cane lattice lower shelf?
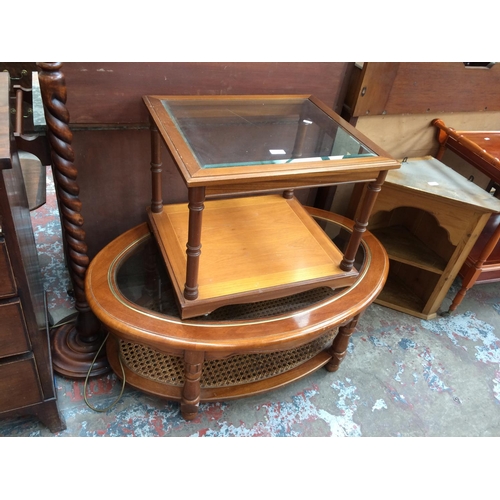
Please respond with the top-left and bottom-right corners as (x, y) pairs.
(119, 330), (335, 388)
(107, 287), (339, 403)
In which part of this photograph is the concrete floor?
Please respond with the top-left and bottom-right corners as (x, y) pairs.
(2, 167), (500, 438)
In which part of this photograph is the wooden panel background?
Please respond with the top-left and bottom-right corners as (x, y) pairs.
(53, 62), (355, 259)
(345, 62), (500, 118)
(333, 62), (500, 217)
(386, 63), (500, 115)
(343, 62), (500, 170)
(62, 62), (353, 124)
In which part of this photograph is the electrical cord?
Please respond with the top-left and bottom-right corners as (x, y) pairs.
(49, 312), (126, 412)
(83, 332), (127, 413)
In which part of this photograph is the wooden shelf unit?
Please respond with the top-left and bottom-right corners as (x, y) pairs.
(350, 156), (500, 319)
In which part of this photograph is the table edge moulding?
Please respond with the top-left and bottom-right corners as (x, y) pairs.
(85, 209), (389, 421)
(143, 93), (400, 319)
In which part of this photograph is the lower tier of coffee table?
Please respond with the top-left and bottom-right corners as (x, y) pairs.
(85, 208), (388, 420)
(106, 319), (337, 407)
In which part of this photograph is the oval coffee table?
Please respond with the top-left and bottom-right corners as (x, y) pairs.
(85, 207), (388, 420)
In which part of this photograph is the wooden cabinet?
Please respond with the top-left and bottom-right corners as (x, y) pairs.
(349, 156), (500, 319)
(0, 72), (65, 432)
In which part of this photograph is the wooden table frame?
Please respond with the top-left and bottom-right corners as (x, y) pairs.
(143, 94), (399, 318)
(433, 119), (500, 313)
(85, 209), (389, 420)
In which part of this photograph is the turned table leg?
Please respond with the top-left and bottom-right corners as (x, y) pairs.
(181, 350), (204, 420)
(325, 314), (361, 372)
(340, 171), (387, 272)
(184, 187), (205, 300)
(150, 121), (164, 214)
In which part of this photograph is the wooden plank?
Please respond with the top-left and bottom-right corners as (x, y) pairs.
(386, 62), (500, 114)
(62, 62), (354, 125)
(349, 62), (400, 117)
(347, 62), (500, 117)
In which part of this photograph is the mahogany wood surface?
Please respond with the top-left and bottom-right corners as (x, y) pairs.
(340, 170), (387, 271)
(61, 62), (354, 124)
(105, 335), (333, 407)
(433, 119), (500, 183)
(86, 217), (387, 354)
(325, 314), (360, 372)
(183, 186), (205, 301)
(32, 62), (362, 379)
(0, 240), (17, 296)
(432, 119), (500, 313)
(18, 151), (46, 210)
(86, 209), (389, 419)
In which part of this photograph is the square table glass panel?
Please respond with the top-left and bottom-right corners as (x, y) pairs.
(161, 97), (376, 170)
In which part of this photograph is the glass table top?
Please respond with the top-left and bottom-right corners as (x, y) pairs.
(160, 96), (376, 169)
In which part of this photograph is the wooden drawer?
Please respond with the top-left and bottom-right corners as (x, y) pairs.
(0, 355), (43, 412)
(0, 238), (17, 298)
(0, 300), (31, 359)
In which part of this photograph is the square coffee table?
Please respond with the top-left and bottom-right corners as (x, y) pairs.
(143, 94), (399, 318)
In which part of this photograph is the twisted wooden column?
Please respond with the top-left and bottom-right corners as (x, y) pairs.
(37, 62), (109, 377)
